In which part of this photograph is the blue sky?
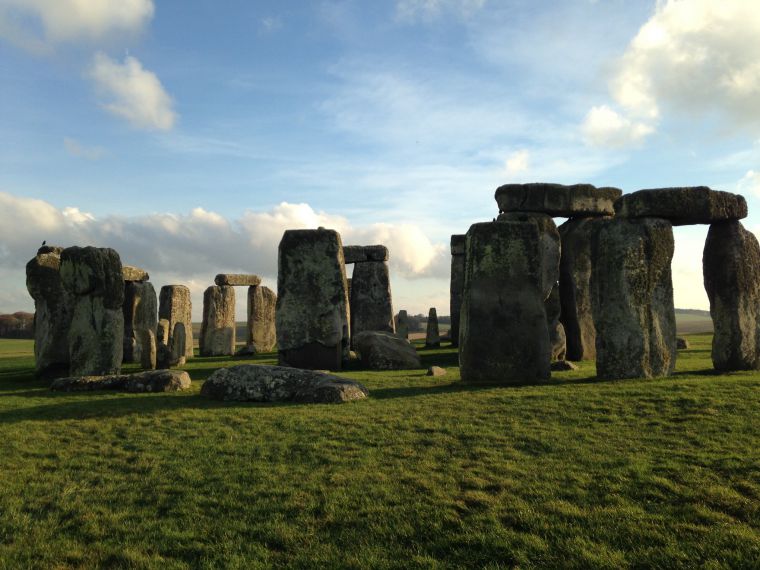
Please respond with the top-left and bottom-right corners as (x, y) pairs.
(2, 0), (760, 318)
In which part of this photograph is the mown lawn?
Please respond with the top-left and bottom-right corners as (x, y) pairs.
(0, 334), (758, 569)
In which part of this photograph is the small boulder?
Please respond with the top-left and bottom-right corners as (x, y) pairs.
(426, 366), (447, 377)
(353, 330), (422, 370)
(551, 360), (578, 371)
(50, 369), (191, 392)
(676, 337), (690, 350)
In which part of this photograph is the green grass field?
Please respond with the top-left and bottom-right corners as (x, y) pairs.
(0, 335), (758, 568)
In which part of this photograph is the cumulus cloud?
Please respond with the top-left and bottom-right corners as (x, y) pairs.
(395, 0), (486, 22)
(504, 150), (530, 174)
(737, 169), (760, 198)
(0, 0), (153, 50)
(63, 137), (106, 160)
(89, 52), (177, 131)
(582, 105), (654, 149)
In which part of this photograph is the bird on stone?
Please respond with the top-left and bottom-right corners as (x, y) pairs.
(41, 240), (46, 246)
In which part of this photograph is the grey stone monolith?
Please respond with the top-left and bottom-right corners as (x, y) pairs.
(200, 285), (236, 356)
(158, 285), (193, 359)
(276, 228), (350, 370)
(350, 260), (395, 344)
(495, 183), (622, 217)
(546, 283), (566, 362)
(459, 221), (551, 384)
(26, 246), (73, 379)
(396, 310), (409, 339)
(60, 246), (124, 377)
(591, 218), (676, 379)
(615, 187), (747, 225)
(425, 308), (440, 348)
(123, 281), (158, 365)
(450, 234), (466, 348)
(703, 220), (760, 370)
(247, 285), (277, 353)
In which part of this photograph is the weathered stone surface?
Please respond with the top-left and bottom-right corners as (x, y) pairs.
(200, 365), (368, 403)
(459, 221), (551, 384)
(703, 220), (760, 370)
(51, 369), (190, 392)
(396, 310), (409, 339)
(546, 284), (567, 362)
(353, 331), (421, 370)
(276, 228), (349, 370)
(123, 281), (158, 364)
(158, 285), (193, 359)
(200, 286), (236, 356)
(559, 217), (607, 361)
(214, 274), (262, 287)
(26, 247), (73, 378)
(427, 366), (447, 377)
(350, 261), (395, 344)
(122, 265), (149, 282)
(591, 218), (676, 379)
(615, 187), (747, 225)
(450, 234), (466, 348)
(425, 308), (440, 348)
(60, 247), (124, 377)
(138, 329), (157, 369)
(343, 245), (389, 264)
(676, 337), (690, 350)
(246, 285), (277, 353)
(495, 183), (622, 217)
(551, 360), (578, 371)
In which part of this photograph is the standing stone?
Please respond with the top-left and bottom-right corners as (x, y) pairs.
(703, 220), (760, 370)
(546, 283), (567, 362)
(450, 234), (466, 348)
(591, 218), (676, 379)
(172, 322), (187, 365)
(123, 281), (158, 365)
(459, 222), (551, 384)
(350, 260), (395, 344)
(425, 308), (440, 348)
(276, 228), (350, 370)
(558, 217), (608, 361)
(59, 246), (124, 377)
(200, 285), (236, 356)
(159, 285), (193, 359)
(138, 329), (157, 370)
(396, 310), (409, 339)
(247, 285), (277, 353)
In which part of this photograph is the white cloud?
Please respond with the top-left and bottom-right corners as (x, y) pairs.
(260, 16), (282, 33)
(395, 0), (486, 22)
(63, 137), (106, 160)
(737, 169), (760, 198)
(89, 52), (177, 131)
(504, 150), (529, 174)
(582, 105), (654, 149)
(0, 0), (153, 49)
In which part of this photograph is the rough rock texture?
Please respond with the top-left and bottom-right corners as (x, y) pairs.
(26, 247), (73, 378)
(546, 284), (567, 362)
(352, 331), (421, 370)
(449, 234), (466, 348)
(0, 312), (34, 339)
(51, 369), (190, 392)
(350, 261), (395, 344)
(425, 308), (441, 348)
(122, 265), (149, 282)
(614, 187), (747, 225)
(558, 217), (608, 361)
(343, 245), (389, 264)
(60, 246), (124, 377)
(703, 220), (760, 370)
(427, 366), (447, 377)
(200, 365), (368, 403)
(215, 274), (262, 287)
(158, 285), (193, 359)
(495, 183), (622, 217)
(200, 286), (236, 356)
(123, 281), (158, 365)
(459, 221), (551, 384)
(276, 228), (350, 370)
(138, 329), (157, 369)
(591, 218), (676, 379)
(246, 285), (277, 353)
(676, 337), (690, 350)
(551, 360), (578, 371)
(396, 310), (409, 339)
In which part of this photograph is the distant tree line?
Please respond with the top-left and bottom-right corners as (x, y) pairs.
(395, 313), (450, 333)
(0, 312), (34, 339)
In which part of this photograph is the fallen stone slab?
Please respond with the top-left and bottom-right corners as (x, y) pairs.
(50, 369), (191, 392)
(676, 337), (690, 350)
(353, 330), (421, 370)
(122, 265), (149, 282)
(343, 245), (389, 264)
(614, 187), (747, 225)
(551, 360), (578, 372)
(200, 365), (368, 403)
(495, 183), (622, 217)
(426, 366), (447, 377)
(214, 274), (262, 287)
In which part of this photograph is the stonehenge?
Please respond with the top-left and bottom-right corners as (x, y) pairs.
(396, 310), (409, 339)
(449, 235), (466, 348)
(123, 271), (157, 369)
(247, 285), (277, 353)
(344, 245), (395, 345)
(425, 307), (440, 348)
(159, 285), (194, 360)
(200, 285), (236, 356)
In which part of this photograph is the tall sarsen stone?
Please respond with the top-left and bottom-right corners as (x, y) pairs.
(159, 285), (193, 360)
(200, 285), (236, 356)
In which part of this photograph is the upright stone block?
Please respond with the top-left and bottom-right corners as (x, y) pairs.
(276, 228), (349, 370)
(425, 308), (440, 348)
(26, 246), (73, 379)
(396, 310), (409, 339)
(703, 220), (760, 370)
(449, 234), (466, 348)
(60, 246), (124, 377)
(350, 260), (395, 343)
(546, 283), (566, 362)
(200, 285), (236, 356)
(123, 281), (158, 365)
(247, 285), (277, 353)
(159, 285), (193, 359)
(591, 218), (676, 379)
(459, 222), (551, 384)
